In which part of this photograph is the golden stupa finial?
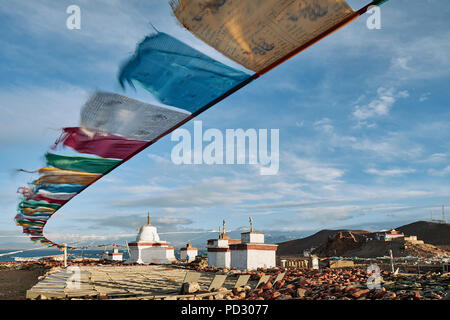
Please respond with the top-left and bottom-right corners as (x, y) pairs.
(147, 212), (151, 226)
(249, 216), (254, 232)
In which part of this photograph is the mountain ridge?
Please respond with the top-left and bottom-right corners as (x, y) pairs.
(277, 221), (450, 257)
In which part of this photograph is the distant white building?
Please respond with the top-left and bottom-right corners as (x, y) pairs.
(180, 243), (198, 262)
(101, 246), (123, 261)
(377, 229), (405, 241)
(127, 214), (176, 264)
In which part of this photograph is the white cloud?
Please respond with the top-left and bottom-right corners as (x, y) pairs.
(388, 33), (450, 81)
(391, 57), (413, 72)
(428, 166), (450, 177)
(352, 87), (409, 123)
(419, 92), (431, 102)
(287, 154), (344, 183)
(350, 133), (423, 160)
(418, 153), (447, 164)
(147, 153), (172, 164)
(0, 84), (87, 144)
(295, 205), (358, 223)
(239, 200), (342, 210)
(121, 185), (170, 195)
(366, 168), (416, 177)
(313, 118), (334, 134)
(113, 177), (281, 208)
(42, 232), (138, 246)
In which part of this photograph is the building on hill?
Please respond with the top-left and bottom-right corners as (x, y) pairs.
(377, 229), (405, 241)
(404, 235), (424, 244)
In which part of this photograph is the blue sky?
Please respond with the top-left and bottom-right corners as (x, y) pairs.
(1, 0), (449, 249)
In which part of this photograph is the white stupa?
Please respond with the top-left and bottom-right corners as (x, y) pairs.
(207, 220), (241, 269)
(229, 217), (278, 270)
(127, 214), (176, 264)
(180, 243), (198, 262)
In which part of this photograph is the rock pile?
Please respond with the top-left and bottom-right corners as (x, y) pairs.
(214, 267), (450, 300)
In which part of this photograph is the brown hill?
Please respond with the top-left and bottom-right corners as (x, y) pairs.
(276, 229), (369, 257)
(277, 221), (450, 258)
(313, 235), (449, 258)
(312, 231), (366, 257)
(396, 221), (450, 250)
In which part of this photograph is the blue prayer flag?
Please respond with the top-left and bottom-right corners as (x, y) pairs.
(118, 32), (251, 113)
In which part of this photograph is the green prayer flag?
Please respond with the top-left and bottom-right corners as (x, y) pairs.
(18, 199), (61, 210)
(45, 153), (121, 174)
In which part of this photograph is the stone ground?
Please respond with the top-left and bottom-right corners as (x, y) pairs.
(26, 265), (253, 300)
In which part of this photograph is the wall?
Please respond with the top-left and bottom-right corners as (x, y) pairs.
(129, 246), (175, 264)
(207, 250), (230, 268)
(241, 233), (264, 244)
(180, 249), (198, 261)
(230, 249), (276, 270)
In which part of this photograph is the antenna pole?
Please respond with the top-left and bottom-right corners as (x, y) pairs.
(125, 240), (131, 257)
(63, 243), (67, 268)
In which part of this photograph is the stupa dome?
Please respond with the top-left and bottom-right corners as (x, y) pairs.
(136, 225), (160, 243)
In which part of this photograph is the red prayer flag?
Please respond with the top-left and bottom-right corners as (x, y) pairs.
(53, 127), (148, 160)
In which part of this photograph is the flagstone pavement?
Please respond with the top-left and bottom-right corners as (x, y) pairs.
(26, 265), (243, 300)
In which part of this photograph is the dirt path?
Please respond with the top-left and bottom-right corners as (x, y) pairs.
(0, 266), (48, 300)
